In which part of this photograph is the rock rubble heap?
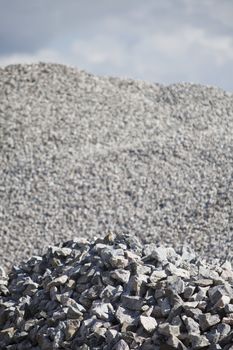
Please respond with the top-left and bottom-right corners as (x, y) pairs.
(1, 63), (233, 270)
(0, 233), (233, 349)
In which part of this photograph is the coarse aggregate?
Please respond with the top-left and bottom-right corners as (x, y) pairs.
(0, 63), (233, 270)
(0, 233), (233, 349)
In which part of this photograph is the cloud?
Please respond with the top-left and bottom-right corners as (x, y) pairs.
(1, 0), (232, 54)
(0, 0), (232, 90)
(0, 0), (133, 54)
(152, 28), (233, 65)
(0, 49), (64, 67)
(70, 23), (233, 84)
(186, 0), (233, 31)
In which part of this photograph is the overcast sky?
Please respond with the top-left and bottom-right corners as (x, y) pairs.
(0, 0), (233, 91)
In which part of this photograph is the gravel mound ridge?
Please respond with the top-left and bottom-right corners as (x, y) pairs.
(0, 63), (233, 269)
(0, 233), (233, 349)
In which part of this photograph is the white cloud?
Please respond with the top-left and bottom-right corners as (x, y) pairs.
(0, 0), (232, 90)
(69, 23), (233, 84)
(151, 27), (233, 65)
(186, 0), (233, 30)
(71, 36), (125, 67)
(0, 49), (64, 67)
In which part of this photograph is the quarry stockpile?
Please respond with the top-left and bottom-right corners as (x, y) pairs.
(0, 63), (233, 270)
(0, 233), (233, 349)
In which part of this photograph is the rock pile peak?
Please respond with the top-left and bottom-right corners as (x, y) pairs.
(0, 233), (233, 349)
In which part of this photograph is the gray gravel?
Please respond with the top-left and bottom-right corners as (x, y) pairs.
(0, 233), (233, 349)
(0, 63), (233, 270)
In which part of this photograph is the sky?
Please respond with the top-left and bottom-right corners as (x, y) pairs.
(0, 0), (233, 91)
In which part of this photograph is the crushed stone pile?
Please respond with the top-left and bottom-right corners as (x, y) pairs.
(0, 233), (233, 349)
(0, 63), (233, 270)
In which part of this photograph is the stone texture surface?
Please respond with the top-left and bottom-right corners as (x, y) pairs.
(0, 63), (233, 270)
(0, 233), (232, 349)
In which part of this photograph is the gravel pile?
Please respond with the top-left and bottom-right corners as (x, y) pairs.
(0, 233), (233, 349)
(0, 63), (233, 270)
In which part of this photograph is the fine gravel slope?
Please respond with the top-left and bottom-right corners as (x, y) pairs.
(0, 63), (233, 269)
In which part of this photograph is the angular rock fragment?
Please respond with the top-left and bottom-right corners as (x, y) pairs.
(115, 306), (139, 325)
(121, 295), (143, 311)
(167, 335), (188, 350)
(182, 315), (200, 334)
(157, 322), (180, 337)
(199, 313), (221, 331)
(183, 285), (196, 299)
(222, 313), (233, 325)
(139, 315), (157, 333)
(190, 334), (210, 348)
(225, 304), (233, 314)
(92, 300), (114, 321)
(111, 269), (131, 284)
(114, 339), (130, 350)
